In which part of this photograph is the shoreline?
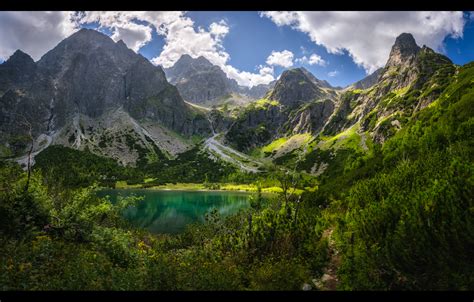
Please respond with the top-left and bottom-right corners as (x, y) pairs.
(106, 182), (310, 195)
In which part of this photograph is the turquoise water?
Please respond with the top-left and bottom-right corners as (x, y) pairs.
(98, 189), (251, 234)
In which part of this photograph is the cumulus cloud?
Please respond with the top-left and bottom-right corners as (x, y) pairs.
(209, 20), (229, 40)
(309, 54), (326, 66)
(76, 11), (177, 53)
(150, 17), (230, 69)
(222, 64), (275, 87)
(266, 50), (294, 68)
(328, 70), (339, 77)
(110, 23), (152, 52)
(262, 11), (466, 73)
(0, 11), (79, 61)
(296, 53), (326, 66)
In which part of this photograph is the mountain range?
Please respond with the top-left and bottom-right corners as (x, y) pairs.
(0, 29), (457, 174)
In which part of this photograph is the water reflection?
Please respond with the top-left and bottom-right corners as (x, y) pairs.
(98, 189), (251, 234)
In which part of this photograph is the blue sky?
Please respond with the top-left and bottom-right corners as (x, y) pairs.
(140, 11), (368, 87)
(1, 11), (473, 88)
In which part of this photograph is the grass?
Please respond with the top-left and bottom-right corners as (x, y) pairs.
(258, 133), (313, 159)
(220, 184), (304, 195)
(318, 124), (362, 152)
(253, 99), (280, 109)
(261, 137), (289, 154)
(112, 181), (306, 195)
(144, 178), (156, 183)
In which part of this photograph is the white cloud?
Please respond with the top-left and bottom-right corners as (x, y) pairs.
(209, 20), (229, 40)
(145, 13), (274, 87)
(0, 11), (79, 61)
(328, 70), (338, 77)
(111, 23), (152, 52)
(266, 50), (294, 68)
(150, 17), (230, 69)
(258, 65), (274, 76)
(309, 54), (326, 66)
(77, 11), (178, 53)
(222, 64), (275, 87)
(296, 53), (327, 66)
(262, 11), (466, 73)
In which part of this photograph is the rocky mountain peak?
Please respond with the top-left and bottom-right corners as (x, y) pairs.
(0, 49), (37, 88)
(195, 55), (213, 66)
(386, 33), (420, 67)
(267, 67), (330, 107)
(299, 67), (333, 89)
(5, 49), (35, 66)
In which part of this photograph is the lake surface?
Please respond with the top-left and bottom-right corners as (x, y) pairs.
(98, 189), (251, 234)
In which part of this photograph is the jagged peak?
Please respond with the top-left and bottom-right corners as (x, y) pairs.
(64, 28), (115, 46)
(5, 49), (35, 65)
(393, 33), (418, 49)
(386, 33), (420, 67)
(178, 53), (193, 61)
(280, 67), (333, 89)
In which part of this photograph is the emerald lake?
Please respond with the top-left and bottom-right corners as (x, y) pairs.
(98, 189), (252, 234)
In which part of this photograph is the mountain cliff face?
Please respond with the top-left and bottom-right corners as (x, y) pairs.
(0, 28), (211, 163)
(165, 54), (274, 106)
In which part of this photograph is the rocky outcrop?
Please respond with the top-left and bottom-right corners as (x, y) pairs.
(287, 99), (335, 134)
(244, 81), (276, 99)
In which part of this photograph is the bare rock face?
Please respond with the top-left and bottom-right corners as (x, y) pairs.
(288, 99), (335, 134)
(0, 28), (211, 160)
(0, 50), (37, 89)
(244, 81), (276, 99)
(385, 33), (420, 67)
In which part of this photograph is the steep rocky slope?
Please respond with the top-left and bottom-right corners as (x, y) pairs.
(0, 28), (211, 165)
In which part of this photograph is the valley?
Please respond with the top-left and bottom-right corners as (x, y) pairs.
(0, 26), (472, 292)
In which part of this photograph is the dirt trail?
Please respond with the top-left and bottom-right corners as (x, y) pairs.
(313, 228), (341, 290)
